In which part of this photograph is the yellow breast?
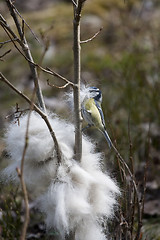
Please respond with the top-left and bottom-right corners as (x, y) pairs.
(84, 98), (104, 130)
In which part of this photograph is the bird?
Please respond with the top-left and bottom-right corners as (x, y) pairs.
(81, 87), (112, 148)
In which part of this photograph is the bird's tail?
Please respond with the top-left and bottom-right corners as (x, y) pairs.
(102, 130), (112, 148)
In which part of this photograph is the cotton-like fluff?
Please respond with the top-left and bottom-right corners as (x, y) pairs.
(38, 176), (92, 238)
(2, 112), (74, 196)
(37, 156), (119, 239)
(65, 84), (91, 110)
(38, 161), (95, 237)
(75, 218), (107, 240)
(1, 101), (120, 239)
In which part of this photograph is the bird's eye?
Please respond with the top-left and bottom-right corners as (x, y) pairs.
(89, 87), (100, 93)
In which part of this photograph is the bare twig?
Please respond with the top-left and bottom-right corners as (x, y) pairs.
(71, 0), (78, 7)
(4, 0), (46, 112)
(37, 26), (54, 68)
(11, 3), (41, 44)
(0, 38), (18, 45)
(21, 19), (25, 42)
(80, 27), (103, 44)
(127, 114), (136, 239)
(128, 115), (134, 174)
(0, 16), (23, 47)
(72, 0), (87, 161)
(1, 16), (75, 90)
(111, 142), (142, 240)
(5, 103), (30, 125)
(47, 79), (70, 89)
(135, 124), (151, 240)
(16, 88), (36, 240)
(141, 124), (151, 214)
(0, 49), (11, 59)
(46, 67), (75, 87)
(108, 122), (125, 182)
(37, 37), (50, 75)
(0, 72), (62, 164)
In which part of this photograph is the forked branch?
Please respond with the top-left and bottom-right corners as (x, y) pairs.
(80, 27), (103, 44)
(72, 0), (86, 161)
(4, 0), (46, 112)
(0, 72), (62, 164)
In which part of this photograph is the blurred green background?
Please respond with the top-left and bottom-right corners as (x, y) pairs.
(0, 0), (160, 239)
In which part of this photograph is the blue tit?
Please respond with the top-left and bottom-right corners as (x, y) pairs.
(81, 87), (112, 148)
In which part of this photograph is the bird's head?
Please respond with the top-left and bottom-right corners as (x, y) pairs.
(89, 87), (102, 103)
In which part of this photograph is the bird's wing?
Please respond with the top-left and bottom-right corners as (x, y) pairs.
(81, 106), (91, 115)
(81, 105), (93, 125)
(94, 100), (106, 127)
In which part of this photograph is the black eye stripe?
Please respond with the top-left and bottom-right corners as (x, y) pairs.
(89, 90), (100, 93)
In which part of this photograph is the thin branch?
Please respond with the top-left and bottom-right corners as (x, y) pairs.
(19, 90), (34, 240)
(141, 124), (151, 214)
(37, 33), (50, 76)
(0, 13), (7, 24)
(135, 124), (151, 240)
(4, 1), (46, 112)
(0, 16), (23, 47)
(0, 18), (75, 89)
(46, 67), (75, 88)
(109, 122), (125, 182)
(127, 114), (136, 239)
(76, 0), (86, 17)
(111, 142), (142, 240)
(0, 38), (18, 45)
(80, 27), (103, 44)
(5, 104), (30, 125)
(72, 0), (87, 161)
(71, 0), (78, 7)
(0, 49), (11, 59)
(11, 3), (41, 44)
(0, 72), (62, 164)
(21, 19), (25, 42)
(16, 88), (36, 240)
(127, 114), (134, 174)
(47, 79), (70, 89)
